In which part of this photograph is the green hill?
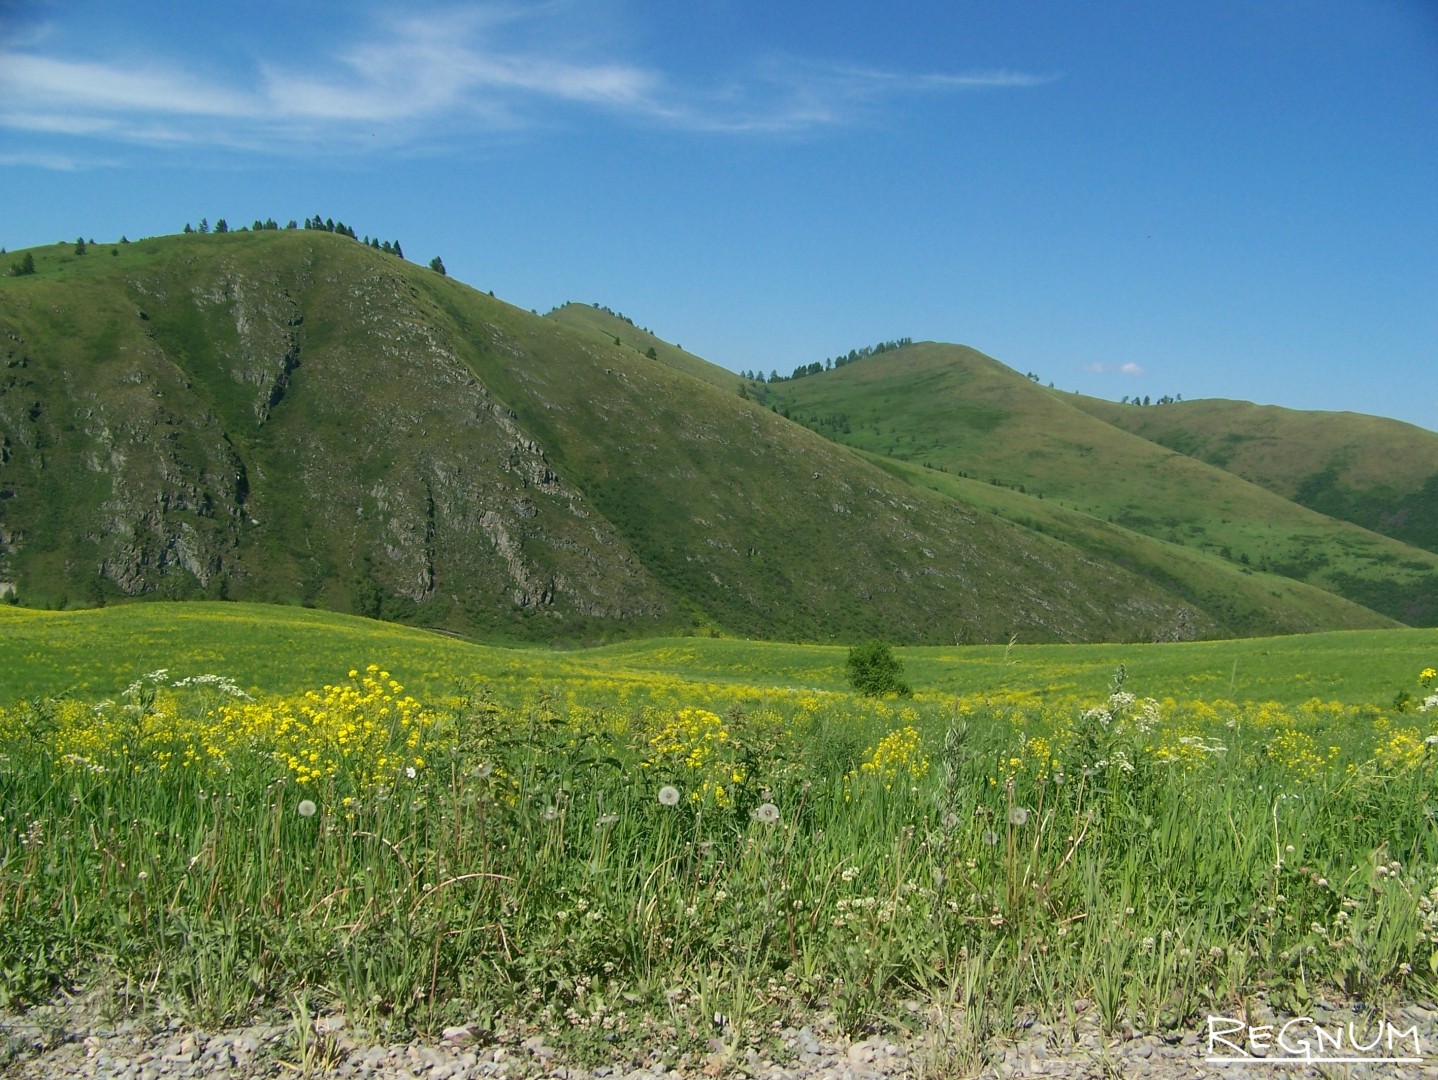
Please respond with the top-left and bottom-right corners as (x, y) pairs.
(1068, 396), (1438, 555)
(3, 228), (1356, 645)
(762, 342), (1438, 626)
(544, 301), (739, 393)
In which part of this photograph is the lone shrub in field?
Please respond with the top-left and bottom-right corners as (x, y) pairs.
(845, 640), (912, 697)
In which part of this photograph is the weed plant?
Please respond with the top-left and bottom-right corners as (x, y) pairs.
(3, 663), (1437, 1068)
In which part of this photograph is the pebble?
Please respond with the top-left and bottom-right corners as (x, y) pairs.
(6, 992), (1438, 1079)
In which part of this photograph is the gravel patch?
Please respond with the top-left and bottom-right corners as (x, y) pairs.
(5, 992), (1438, 1078)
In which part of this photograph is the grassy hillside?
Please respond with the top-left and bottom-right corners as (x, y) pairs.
(3, 600), (1433, 705)
(0, 229), (1308, 645)
(0, 232), (676, 640)
(1069, 395), (1438, 554)
(762, 342), (1438, 626)
(545, 301), (740, 393)
(849, 450), (1399, 639)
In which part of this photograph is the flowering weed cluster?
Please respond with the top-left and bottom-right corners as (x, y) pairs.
(847, 722), (929, 791)
(643, 706), (741, 807)
(216, 665), (437, 789)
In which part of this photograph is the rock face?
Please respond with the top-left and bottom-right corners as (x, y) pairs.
(0, 235), (674, 637)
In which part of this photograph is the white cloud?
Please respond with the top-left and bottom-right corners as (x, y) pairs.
(1081, 361), (1146, 376)
(0, 4), (1057, 160)
(0, 149), (117, 171)
(0, 53), (253, 117)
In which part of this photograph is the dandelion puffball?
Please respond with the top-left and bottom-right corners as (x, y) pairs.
(752, 802), (780, 825)
(1007, 806), (1029, 826)
(658, 785), (681, 807)
(297, 799), (318, 818)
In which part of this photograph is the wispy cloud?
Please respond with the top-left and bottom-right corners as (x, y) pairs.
(0, 4), (1058, 163)
(1082, 362), (1146, 376)
(0, 149), (119, 171)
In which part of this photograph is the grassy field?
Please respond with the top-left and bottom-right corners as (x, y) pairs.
(4, 601), (1436, 706)
(3, 601), (1437, 1069)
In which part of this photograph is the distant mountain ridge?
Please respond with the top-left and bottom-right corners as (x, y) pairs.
(0, 229), (1419, 642)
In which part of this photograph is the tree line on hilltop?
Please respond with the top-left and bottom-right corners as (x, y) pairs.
(1, 214), (449, 280)
(741, 337), (915, 384)
(179, 215), (411, 260)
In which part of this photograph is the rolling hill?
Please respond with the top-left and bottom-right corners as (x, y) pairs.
(1068, 395), (1438, 555)
(752, 340), (1438, 626)
(0, 228), (1417, 643)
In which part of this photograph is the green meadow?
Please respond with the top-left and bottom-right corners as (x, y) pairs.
(3, 601), (1438, 1070)
(3, 601), (1434, 705)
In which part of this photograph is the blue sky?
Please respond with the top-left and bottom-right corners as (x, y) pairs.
(4, 0), (1436, 431)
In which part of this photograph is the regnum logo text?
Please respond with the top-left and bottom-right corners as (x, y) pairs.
(1205, 1014), (1425, 1066)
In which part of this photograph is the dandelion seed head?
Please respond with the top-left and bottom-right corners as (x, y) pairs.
(297, 799), (318, 818)
(942, 811), (960, 831)
(1007, 806), (1029, 827)
(981, 829), (1000, 846)
(658, 785), (681, 807)
(752, 802), (780, 825)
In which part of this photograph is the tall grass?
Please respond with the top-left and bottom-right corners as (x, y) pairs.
(2, 662), (1436, 1068)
